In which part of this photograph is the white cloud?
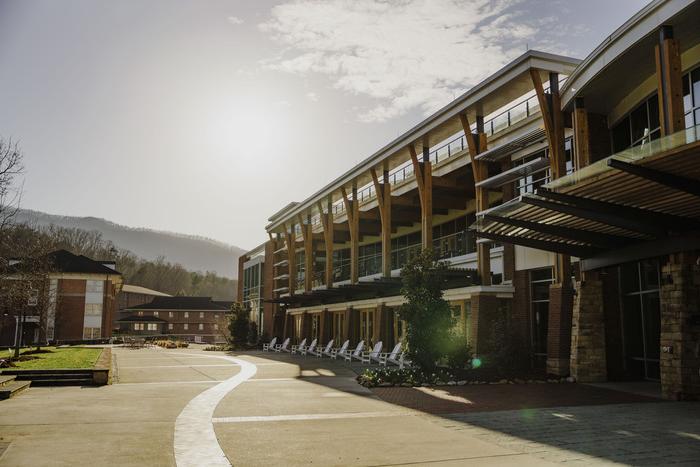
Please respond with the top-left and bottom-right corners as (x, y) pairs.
(227, 16), (244, 25)
(305, 91), (319, 102)
(259, 0), (549, 122)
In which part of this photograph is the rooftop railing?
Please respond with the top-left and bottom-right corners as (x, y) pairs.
(305, 79), (564, 225)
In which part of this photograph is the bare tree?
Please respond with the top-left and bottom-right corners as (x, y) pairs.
(0, 138), (24, 232)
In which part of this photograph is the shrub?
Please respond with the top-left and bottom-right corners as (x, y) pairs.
(445, 331), (472, 371)
(203, 345), (227, 351)
(227, 302), (250, 349)
(399, 249), (456, 373)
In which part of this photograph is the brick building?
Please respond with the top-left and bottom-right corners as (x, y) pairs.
(117, 296), (229, 343)
(113, 284), (171, 332)
(238, 0), (700, 401)
(0, 249), (123, 346)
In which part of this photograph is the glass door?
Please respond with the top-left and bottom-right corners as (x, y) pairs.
(620, 260), (661, 381)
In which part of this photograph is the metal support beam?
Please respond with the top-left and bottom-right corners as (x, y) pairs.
(476, 230), (598, 258)
(536, 188), (700, 233)
(607, 158), (700, 198)
(523, 193), (666, 237)
(483, 214), (630, 249)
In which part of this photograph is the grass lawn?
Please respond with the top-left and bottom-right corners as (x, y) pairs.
(1, 346), (102, 369)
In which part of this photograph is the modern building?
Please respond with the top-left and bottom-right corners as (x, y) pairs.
(113, 284), (171, 331)
(117, 296), (229, 343)
(239, 0), (700, 400)
(0, 249), (123, 346)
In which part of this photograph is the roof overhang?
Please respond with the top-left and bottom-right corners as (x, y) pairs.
(266, 50), (580, 233)
(561, 0), (700, 113)
(474, 125), (700, 271)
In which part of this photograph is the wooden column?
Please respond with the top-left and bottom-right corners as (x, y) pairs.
(573, 97), (591, 170)
(282, 223), (297, 295)
(341, 184), (359, 284)
(409, 143), (433, 250)
(459, 113), (491, 285)
(317, 196), (334, 288)
(297, 214), (313, 292)
(531, 69), (570, 283)
(370, 167), (392, 277)
(655, 25), (684, 136)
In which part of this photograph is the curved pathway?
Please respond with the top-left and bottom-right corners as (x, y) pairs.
(172, 353), (257, 467)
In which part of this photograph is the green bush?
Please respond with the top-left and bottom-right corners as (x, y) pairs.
(227, 302), (251, 350)
(399, 249), (461, 373)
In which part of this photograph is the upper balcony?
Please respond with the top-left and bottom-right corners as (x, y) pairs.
(266, 50), (580, 236)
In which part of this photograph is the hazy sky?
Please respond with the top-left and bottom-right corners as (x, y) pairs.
(0, 0), (648, 250)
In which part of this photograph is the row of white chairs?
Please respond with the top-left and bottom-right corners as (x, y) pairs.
(262, 336), (408, 367)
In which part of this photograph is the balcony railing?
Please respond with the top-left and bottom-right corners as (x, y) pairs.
(433, 230), (477, 260)
(323, 82), (564, 219)
(358, 252), (382, 277)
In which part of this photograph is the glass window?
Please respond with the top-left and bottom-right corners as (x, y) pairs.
(184, 312), (189, 318)
(612, 119), (631, 153)
(183, 323), (189, 330)
(530, 267), (553, 365)
(153, 311), (159, 317)
(630, 103), (649, 143)
(168, 323), (173, 330)
(198, 323), (204, 331)
(169, 311), (173, 318)
(199, 312), (204, 318)
(214, 323), (219, 331)
(147, 323), (157, 331)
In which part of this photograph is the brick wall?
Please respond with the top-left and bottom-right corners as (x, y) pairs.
(570, 277), (607, 382)
(55, 279), (86, 341)
(546, 283), (574, 376)
(660, 252), (700, 401)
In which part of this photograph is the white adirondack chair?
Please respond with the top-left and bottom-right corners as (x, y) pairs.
(312, 339), (333, 358)
(274, 337), (290, 352)
(343, 340), (365, 362)
(360, 341), (383, 364)
(301, 338), (317, 356)
(262, 337), (277, 352)
(379, 342), (403, 366)
(330, 340), (350, 359)
(291, 338), (307, 354)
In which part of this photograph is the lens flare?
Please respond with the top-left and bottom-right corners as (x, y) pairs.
(471, 357), (482, 369)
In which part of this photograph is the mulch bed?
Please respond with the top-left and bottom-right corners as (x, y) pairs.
(371, 382), (660, 414)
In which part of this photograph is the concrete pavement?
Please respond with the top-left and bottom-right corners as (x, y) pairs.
(0, 346), (699, 466)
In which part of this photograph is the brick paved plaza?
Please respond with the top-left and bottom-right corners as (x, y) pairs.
(1, 347), (699, 466)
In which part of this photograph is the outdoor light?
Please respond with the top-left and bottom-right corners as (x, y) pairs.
(472, 357), (482, 369)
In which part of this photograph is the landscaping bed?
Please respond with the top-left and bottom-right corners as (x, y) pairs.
(357, 366), (571, 388)
(1, 346), (102, 370)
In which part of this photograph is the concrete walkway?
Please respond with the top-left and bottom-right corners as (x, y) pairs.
(1, 347), (699, 466)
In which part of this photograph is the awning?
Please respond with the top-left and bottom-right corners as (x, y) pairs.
(266, 268), (479, 308)
(473, 125), (700, 271)
(474, 128), (546, 162)
(476, 156), (550, 189)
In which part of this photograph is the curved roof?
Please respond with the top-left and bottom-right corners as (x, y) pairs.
(561, 0), (699, 111)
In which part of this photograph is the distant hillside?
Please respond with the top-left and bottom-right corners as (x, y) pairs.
(15, 209), (245, 279)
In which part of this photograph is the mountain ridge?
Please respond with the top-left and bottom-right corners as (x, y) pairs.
(15, 209), (245, 279)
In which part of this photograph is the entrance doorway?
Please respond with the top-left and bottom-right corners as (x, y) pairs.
(620, 260), (661, 381)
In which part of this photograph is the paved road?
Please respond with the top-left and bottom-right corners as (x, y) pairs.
(1, 347), (699, 466)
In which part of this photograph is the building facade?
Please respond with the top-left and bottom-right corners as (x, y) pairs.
(113, 284), (171, 332)
(0, 249), (123, 346)
(239, 0), (700, 400)
(117, 296), (229, 343)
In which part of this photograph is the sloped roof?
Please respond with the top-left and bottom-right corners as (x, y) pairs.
(121, 284), (171, 297)
(117, 314), (169, 323)
(46, 249), (121, 275)
(125, 296), (229, 311)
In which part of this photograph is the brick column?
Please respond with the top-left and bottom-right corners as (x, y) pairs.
(660, 252), (700, 401)
(547, 283), (574, 376)
(570, 278), (607, 382)
(343, 307), (354, 344)
(469, 293), (499, 356)
(373, 305), (383, 346)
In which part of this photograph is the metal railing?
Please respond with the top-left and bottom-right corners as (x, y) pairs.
(433, 230), (477, 260)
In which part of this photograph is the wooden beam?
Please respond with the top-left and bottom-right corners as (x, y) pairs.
(459, 112), (491, 285)
(655, 26), (684, 136)
(282, 222), (296, 295)
(342, 185), (359, 284)
(297, 214), (313, 292)
(477, 231), (599, 259)
(607, 159), (700, 198)
(371, 168), (392, 277)
(317, 197), (334, 288)
(408, 143), (432, 250)
(573, 97), (591, 169)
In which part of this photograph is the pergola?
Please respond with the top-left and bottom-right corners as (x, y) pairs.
(474, 126), (700, 271)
